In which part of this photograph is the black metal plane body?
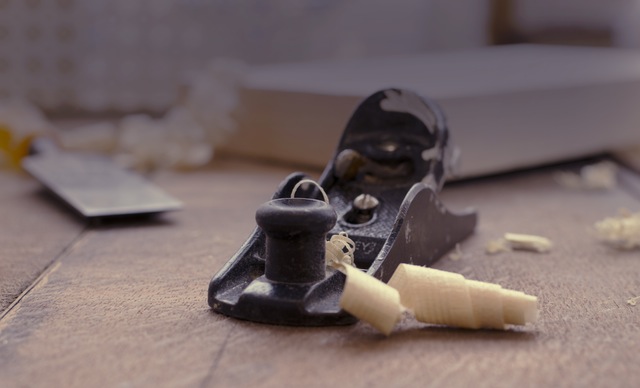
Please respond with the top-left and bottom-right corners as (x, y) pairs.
(208, 89), (477, 326)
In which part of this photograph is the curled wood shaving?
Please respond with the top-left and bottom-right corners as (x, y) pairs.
(326, 232), (356, 267)
(339, 263), (539, 335)
(554, 161), (618, 191)
(338, 264), (404, 336)
(388, 264), (538, 330)
(290, 179), (330, 204)
(594, 212), (640, 250)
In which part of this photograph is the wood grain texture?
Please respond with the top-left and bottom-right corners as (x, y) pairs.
(0, 159), (639, 388)
(0, 171), (85, 313)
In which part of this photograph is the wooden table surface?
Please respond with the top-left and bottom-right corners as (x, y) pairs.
(1, 157), (639, 388)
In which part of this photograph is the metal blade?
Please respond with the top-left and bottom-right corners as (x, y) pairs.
(22, 151), (182, 218)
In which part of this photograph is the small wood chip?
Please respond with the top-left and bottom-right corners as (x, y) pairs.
(486, 234), (552, 255)
(504, 233), (553, 253)
(485, 239), (511, 255)
(448, 243), (464, 261)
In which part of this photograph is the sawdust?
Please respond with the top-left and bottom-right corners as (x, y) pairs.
(594, 211), (640, 250)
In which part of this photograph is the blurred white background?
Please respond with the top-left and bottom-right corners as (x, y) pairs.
(0, 0), (638, 112)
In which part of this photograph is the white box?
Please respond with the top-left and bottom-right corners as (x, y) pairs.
(223, 44), (640, 177)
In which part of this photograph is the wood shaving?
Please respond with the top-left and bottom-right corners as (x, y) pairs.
(504, 233), (553, 253)
(448, 243), (464, 261)
(290, 179), (330, 204)
(326, 232), (356, 267)
(594, 212), (640, 250)
(114, 109), (213, 172)
(388, 264), (538, 330)
(554, 161), (618, 191)
(485, 239), (511, 255)
(486, 233), (552, 254)
(57, 59), (245, 172)
(338, 265), (404, 336)
(339, 263), (538, 335)
(627, 296), (640, 306)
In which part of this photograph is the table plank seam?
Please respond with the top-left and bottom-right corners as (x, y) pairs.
(0, 226), (88, 323)
(199, 322), (236, 388)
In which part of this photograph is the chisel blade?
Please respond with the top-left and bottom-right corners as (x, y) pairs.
(22, 151), (183, 218)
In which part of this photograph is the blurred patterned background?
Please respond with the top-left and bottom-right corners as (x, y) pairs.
(0, 0), (637, 113)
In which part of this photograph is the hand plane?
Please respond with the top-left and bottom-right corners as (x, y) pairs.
(208, 88), (477, 326)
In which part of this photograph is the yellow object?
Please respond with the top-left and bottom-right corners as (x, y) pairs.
(0, 125), (35, 169)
